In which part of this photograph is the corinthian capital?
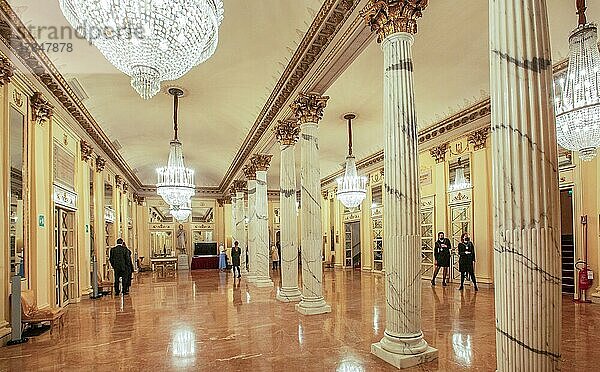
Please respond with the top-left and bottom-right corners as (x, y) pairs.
(243, 163), (257, 180)
(274, 119), (301, 145)
(232, 180), (247, 193)
(31, 92), (53, 124)
(291, 93), (329, 124)
(361, 0), (428, 42)
(0, 56), (14, 86)
(250, 154), (273, 171)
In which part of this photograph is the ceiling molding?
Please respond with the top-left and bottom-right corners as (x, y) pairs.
(0, 0), (142, 189)
(218, 0), (366, 193)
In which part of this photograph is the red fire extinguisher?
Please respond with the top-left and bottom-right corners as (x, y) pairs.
(575, 216), (594, 302)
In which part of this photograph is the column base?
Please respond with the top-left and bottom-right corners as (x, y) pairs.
(296, 297), (331, 315)
(251, 276), (274, 288)
(276, 287), (302, 302)
(591, 290), (600, 304)
(371, 342), (438, 369)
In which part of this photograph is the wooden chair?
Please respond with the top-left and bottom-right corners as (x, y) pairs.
(20, 290), (65, 335)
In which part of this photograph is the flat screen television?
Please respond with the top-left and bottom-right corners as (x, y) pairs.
(194, 242), (218, 256)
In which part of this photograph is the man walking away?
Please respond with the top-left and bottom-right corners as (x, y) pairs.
(109, 238), (133, 295)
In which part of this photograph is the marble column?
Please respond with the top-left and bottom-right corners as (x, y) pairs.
(250, 154), (274, 287)
(243, 165), (258, 282)
(489, 0), (562, 370)
(362, 1), (437, 368)
(230, 186), (238, 251)
(274, 120), (302, 302)
(233, 180), (247, 273)
(291, 93), (331, 315)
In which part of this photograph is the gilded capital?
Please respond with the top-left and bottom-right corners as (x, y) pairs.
(115, 175), (123, 189)
(80, 140), (94, 162)
(250, 153), (273, 171)
(274, 119), (301, 145)
(31, 92), (53, 124)
(96, 156), (106, 172)
(122, 183), (129, 193)
(291, 93), (329, 124)
(429, 142), (448, 163)
(232, 179), (247, 193)
(243, 163), (257, 180)
(467, 127), (490, 151)
(0, 56), (14, 86)
(361, 0), (428, 42)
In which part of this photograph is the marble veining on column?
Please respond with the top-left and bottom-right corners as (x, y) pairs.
(252, 167), (273, 288)
(246, 181), (257, 282)
(235, 190), (247, 274)
(489, 0), (562, 370)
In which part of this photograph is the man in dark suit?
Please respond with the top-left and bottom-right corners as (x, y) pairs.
(109, 238), (133, 295)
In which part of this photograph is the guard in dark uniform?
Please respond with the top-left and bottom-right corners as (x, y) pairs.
(231, 241), (242, 278)
(458, 232), (478, 291)
(431, 232), (451, 286)
(109, 238), (133, 295)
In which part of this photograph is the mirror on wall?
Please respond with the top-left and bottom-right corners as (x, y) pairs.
(147, 198), (174, 223)
(150, 231), (174, 257)
(191, 199), (214, 223)
(372, 184), (382, 209)
(9, 106), (26, 277)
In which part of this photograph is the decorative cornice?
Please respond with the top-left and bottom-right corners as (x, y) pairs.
(0, 1), (141, 189)
(96, 156), (106, 172)
(31, 92), (53, 124)
(218, 0), (359, 192)
(467, 127), (490, 151)
(80, 140), (94, 162)
(0, 55), (13, 86)
(429, 142), (448, 163)
(232, 180), (247, 193)
(274, 119), (301, 145)
(291, 93), (330, 124)
(243, 163), (257, 181)
(250, 154), (273, 171)
(361, 0), (428, 41)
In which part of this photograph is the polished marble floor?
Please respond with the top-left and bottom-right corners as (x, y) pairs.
(1, 269), (599, 371)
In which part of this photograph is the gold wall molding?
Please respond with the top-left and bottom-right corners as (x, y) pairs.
(274, 119), (301, 145)
(291, 93), (330, 124)
(361, 0), (428, 41)
(11, 89), (22, 107)
(429, 142), (448, 163)
(31, 91), (53, 124)
(0, 54), (13, 85)
(250, 153), (273, 171)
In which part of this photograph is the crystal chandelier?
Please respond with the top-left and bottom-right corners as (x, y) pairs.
(170, 203), (192, 222)
(448, 158), (471, 192)
(554, 0), (600, 161)
(59, 0), (224, 99)
(157, 88), (195, 207)
(337, 114), (367, 209)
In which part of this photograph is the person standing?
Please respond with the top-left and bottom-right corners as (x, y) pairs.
(458, 232), (478, 291)
(271, 244), (279, 270)
(231, 241), (241, 278)
(109, 238), (133, 295)
(431, 232), (451, 286)
(218, 244), (227, 272)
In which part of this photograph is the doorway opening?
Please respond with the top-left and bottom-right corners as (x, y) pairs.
(560, 188), (575, 294)
(344, 221), (361, 269)
(54, 208), (77, 307)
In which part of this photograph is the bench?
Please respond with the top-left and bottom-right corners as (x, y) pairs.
(20, 290), (65, 335)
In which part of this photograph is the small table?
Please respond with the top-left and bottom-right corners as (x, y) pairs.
(191, 255), (219, 270)
(150, 257), (178, 271)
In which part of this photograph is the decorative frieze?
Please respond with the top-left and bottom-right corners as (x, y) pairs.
(467, 127), (490, 151)
(0, 55), (14, 86)
(80, 140), (94, 162)
(250, 154), (273, 171)
(429, 142), (448, 163)
(95, 156), (106, 172)
(361, 0), (429, 42)
(243, 163), (257, 181)
(31, 92), (53, 124)
(53, 184), (78, 211)
(274, 119), (301, 145)
(291, 93), (329, 124)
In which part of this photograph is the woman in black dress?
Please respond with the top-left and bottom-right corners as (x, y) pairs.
(431, 232), (451, 286)
(231, 241), (242, 278)
(458, 232), (478, 291)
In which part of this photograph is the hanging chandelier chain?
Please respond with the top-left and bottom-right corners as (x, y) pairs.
(577, 0), (587, 25)
(347, 117), (353, 156)
(173, 93), (179, 141)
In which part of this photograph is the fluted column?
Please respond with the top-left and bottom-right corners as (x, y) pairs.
(275, 120), (302, 302)
(233, 180), (247, 273)
(244, 165), (258, 282)
(230, 186), (238, 253)
(490, 0), (561, 370)
(250, 154), (274, 287)
(362, 1), (437, 368)
(291, 93), (331, 315)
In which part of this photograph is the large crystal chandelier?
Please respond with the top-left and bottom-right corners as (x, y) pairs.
(170, 203), (192, 222)
(157, 88), (195, 207)
(448, 158), (471, 192)
(554, 0), (600, 161)
(59, 0), (224, 99)
(337, 114), (367, 209)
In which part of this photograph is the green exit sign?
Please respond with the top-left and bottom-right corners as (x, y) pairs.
(38, 215), (45, 227)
